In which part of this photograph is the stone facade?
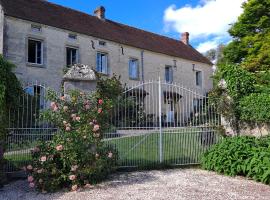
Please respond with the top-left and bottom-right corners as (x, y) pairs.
(0, 15), (213, 93)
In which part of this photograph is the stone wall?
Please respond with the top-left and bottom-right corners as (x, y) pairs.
(3, 16), (213, 94)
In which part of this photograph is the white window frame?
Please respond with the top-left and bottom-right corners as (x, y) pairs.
(28, 38), (43, 65)
(129, 58), (139, 80)
(96, 52), (108, 75)
(195, 71), (203, 87)
(66, 47), (79, 67)
(165, 65), (173, 83)
(31, 24), (42, 33)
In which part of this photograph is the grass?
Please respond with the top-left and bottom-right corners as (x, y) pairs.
(4, 128), (220, 171)
(105, 128), (219, 168)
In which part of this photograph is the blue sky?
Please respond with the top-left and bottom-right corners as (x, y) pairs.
(49, 0), (245, 52)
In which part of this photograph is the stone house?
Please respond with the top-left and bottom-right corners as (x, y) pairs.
(0, 0), (213, 124)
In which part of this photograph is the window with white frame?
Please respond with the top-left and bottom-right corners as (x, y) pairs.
(165, 66), (173, 83)
(28, 39), (43, 65)
(31, 24), (42, 32)
(129, 58), (139, 79)
(66, 47), (78, 67)
(196, 71), (202, 86)
(96, 52), (108, 74)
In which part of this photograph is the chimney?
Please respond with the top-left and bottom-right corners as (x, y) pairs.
(181, 32), (189, 45)
(94, 6), (105, 20)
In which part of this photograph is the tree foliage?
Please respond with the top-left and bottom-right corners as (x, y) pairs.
(212, 0), (270, 131)
(222, 0), (270, 71)
(0, 55), (22, 187)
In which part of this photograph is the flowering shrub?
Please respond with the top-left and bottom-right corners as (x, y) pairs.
(26, 89), (118, 192)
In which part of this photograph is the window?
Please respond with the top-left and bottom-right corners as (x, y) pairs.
(28, 39), (43, 64)
(129, 58), (139, 79)
(25, 85), (45, 110)
(66, 47), (78, 67)
(96, 52), (108, 74)
(68, 33), (77, 40)
(165, 66), (173, 83)
(31, 24), (41, 32)
(196, 71), (202, 86)
(98, 41), (106, 46)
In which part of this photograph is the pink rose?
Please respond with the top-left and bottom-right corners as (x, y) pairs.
(63, 106), (68, 112)
(56, 145), (63, 151)
(71, 114), (76, 118)
(29, 182), (35, 188)
(26, 165), (33, 171)
(98, 108), (102, 114)
(28, 176), (34, 182)
(37, 169), (43, 174)
(50, 102), (56, 108)
(53, 106), (58, 112)
(66, 126), (71, 131)
(93, 124), (100, 132)
(108, 152), (113, 158)
(69, 175), (76, 181)
(40, 156), (47, 162)
(98, 99), (103, 105)
(71, 165), (78, 172)
(75, 116), (80, 122)
(71, 185), (78, 191)
(85, 104), (90, 110)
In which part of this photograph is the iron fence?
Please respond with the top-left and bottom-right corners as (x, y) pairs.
(4, 79), (222, 173)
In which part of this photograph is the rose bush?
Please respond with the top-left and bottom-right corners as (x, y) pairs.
(26, 89), (118, 192)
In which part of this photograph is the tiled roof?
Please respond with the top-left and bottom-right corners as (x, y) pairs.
(0, 0), (212, 65)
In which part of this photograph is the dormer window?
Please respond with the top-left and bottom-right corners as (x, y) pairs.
(68, 33), (77, 40)
(99, 41), (106, 46)
(31, 24), (42, 32)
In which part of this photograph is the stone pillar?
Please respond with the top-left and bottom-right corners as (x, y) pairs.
(63, 64), (97, 94)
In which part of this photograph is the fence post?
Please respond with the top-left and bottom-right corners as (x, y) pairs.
(158, 77), (163, 163)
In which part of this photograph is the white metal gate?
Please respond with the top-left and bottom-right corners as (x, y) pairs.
(4, 80), (222, 173)
(104, 79), (222, 167)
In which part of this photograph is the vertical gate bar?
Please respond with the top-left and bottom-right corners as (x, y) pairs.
(158, 77), (163, 163)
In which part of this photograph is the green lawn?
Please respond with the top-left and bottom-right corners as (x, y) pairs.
(105, 129), (219, 168)
(4, 128), (220, 171)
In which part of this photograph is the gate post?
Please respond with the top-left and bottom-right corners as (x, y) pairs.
(158, 77), (163, 163)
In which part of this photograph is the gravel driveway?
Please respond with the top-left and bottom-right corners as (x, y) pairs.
(1, 168), (270, 200)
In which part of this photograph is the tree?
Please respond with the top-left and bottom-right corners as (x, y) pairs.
(213, 0), (270, 134)
(222, 0), (270, 71)
(205, 44), (225, 65)
(0, 55), (22, 186)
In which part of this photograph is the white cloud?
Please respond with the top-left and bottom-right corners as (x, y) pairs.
(196, 40), (219, 53)
(163, 0), (246, 52)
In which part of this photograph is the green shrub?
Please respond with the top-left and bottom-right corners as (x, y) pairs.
(26, 90), (118, 192)
(239, 93), (270, 123)
(201, 136), (270, 184)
